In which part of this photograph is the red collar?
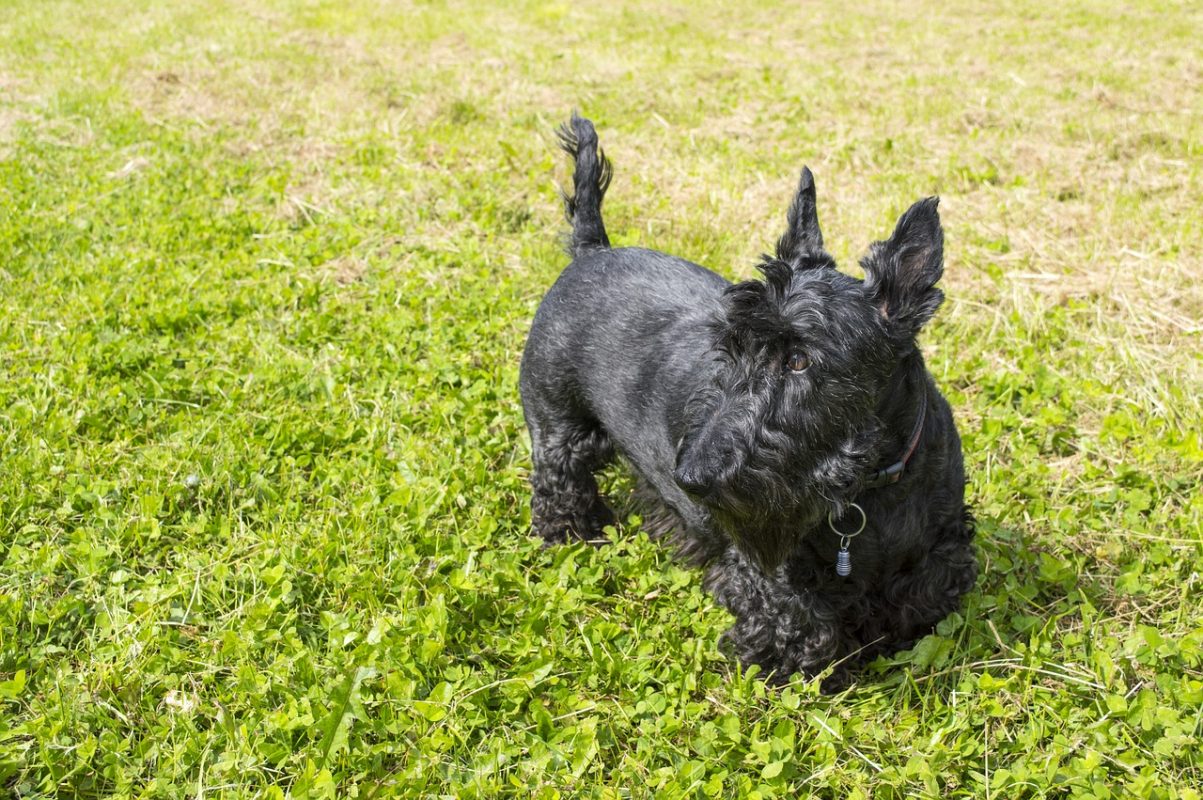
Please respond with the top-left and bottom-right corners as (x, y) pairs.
(862, 389), (927, 490)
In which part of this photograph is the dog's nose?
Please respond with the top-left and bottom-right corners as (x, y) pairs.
(674, 465), (717, 498)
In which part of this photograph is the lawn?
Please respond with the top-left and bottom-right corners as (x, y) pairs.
(1, 0), (1201, 797)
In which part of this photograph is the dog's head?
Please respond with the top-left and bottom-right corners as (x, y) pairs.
(673, 169), (946, 570)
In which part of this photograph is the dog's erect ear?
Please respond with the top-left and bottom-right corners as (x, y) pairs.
(775, 167), (826, 265)
(861, 197), (945, 335)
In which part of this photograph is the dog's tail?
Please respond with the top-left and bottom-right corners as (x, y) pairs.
(556, 112), (612, 257)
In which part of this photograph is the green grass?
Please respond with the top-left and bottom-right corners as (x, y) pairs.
(1, 0), (1201, 797)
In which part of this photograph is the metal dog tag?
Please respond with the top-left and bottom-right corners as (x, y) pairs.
(828, 503), (867, 578)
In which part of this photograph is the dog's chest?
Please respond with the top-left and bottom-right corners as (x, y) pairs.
(790, 523), (909, 588)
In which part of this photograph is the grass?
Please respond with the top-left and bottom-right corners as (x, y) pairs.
(1, 0), (1201, 796)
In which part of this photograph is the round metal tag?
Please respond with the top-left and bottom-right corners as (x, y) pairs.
(827, 502), (867, 539)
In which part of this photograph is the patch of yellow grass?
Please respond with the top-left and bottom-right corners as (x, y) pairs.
(2, 0), (1198, 422)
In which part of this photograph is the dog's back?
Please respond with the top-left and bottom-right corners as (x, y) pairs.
(521, 246), (725, 452)
(523, 113), (730, 446)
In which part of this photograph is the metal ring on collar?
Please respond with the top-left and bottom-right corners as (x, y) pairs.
(827, 502), (867, 538)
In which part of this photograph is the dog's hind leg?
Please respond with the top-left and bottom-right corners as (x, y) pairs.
(528, 418), (616, 545)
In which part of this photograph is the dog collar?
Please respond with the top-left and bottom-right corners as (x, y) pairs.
(827, 390), (927, 577)
(862, 388), (927, 490)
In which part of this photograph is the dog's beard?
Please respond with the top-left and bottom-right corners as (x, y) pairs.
(704, 426), (879, 572)
(709, 493), (827, 573)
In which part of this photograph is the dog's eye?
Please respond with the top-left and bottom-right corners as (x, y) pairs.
(785, 351), (810, 372)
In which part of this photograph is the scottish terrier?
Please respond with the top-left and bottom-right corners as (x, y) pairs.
(520, 113), (977, 686)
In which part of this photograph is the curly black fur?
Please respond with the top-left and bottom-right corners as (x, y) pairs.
(519, 115), (977, 686)
(555, 111), (612, 257)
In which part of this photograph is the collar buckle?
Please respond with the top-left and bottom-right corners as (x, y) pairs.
(861, 387), (927, 491)
(863, 460), (905, 490)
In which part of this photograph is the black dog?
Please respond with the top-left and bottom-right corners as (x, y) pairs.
(520, 114), (976, 686)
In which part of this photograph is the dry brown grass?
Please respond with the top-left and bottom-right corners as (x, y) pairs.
(2, 0), (1199, 403)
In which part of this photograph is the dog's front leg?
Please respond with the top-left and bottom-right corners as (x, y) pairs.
(703, 547), (844, 685)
